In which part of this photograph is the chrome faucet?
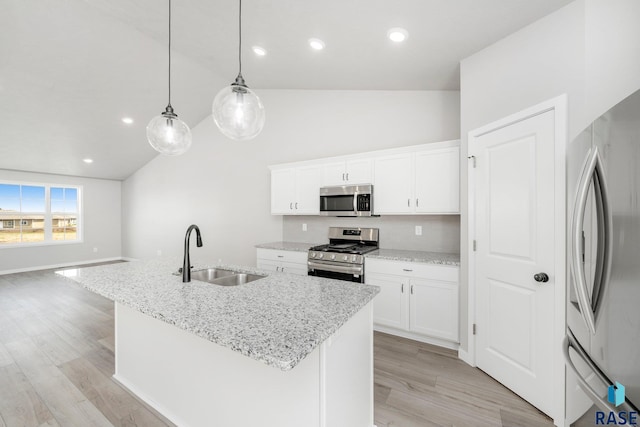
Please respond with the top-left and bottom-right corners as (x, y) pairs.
(182, 224), (203, 282)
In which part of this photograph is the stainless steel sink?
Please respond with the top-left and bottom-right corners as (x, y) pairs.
(189, 268), (265, 286)
(207, 273), (265, 286)
(190, 268), (236, 282)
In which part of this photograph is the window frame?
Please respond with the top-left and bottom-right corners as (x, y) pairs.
(0, 181), (83, 248)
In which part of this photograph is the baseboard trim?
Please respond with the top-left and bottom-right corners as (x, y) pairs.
(112, 374), (186, 427)
(0, 257), (125, 275)
(457, 347), (475, 367)
(374, 325), (459, 350)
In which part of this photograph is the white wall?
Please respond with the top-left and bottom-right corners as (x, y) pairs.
(121, 90), (460, 267)
(458, 0), (640, 352)
(0, 170), (121, 273)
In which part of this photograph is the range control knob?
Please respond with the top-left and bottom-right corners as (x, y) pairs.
(342, 255), (348, 261)
(310, 252), (316, 258)
(351, 255), (357, 262)
(330, 254), (336, 260)
(318, 253), (324, 259)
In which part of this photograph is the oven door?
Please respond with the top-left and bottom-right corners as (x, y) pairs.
(308, 260), (364, 283)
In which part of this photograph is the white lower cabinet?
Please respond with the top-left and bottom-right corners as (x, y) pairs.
(408, 278), (459, 342)
(366, 275), (407, 330)
(366, 258), (459, 347)
(256, 248), (308, 276)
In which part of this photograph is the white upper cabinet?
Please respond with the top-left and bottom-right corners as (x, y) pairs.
(414, 146), (460, 213)
(271, 168), (296, 214)
(295, 165), (323, 214)
(373, 153), (414, 214)
(374, 141), (460, 215)
(322, 158), (373, 186)
(271, 165), (322, 215)
(270, 139), (459, 216)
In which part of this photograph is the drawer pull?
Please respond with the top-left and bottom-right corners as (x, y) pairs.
(402, 268), (413, 272)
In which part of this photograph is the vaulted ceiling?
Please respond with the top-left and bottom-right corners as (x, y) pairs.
(0, 0), (573, 180)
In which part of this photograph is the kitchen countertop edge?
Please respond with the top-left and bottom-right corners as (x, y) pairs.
(57, 259), (379, 372)
(255, 241), (320, 252)
(365, 249), (460, 266)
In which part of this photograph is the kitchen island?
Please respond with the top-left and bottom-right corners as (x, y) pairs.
(58, 259), (379, 427)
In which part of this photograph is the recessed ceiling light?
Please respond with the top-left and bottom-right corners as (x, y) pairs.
(308, 38), (325, 50)
(252, 46), (267, 56)
(83, 158), (94, 164)
(122, 117), (134, 124)
(387, 28), (409, 43)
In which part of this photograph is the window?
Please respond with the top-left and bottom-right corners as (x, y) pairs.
(0, 182), (82, 246)
(51, 187), (78, 241)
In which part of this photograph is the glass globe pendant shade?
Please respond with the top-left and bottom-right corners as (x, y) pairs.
(212, 75), (265, 141)
(146, 106), (192, 156)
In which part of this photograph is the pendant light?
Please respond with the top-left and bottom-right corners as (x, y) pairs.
(212, 0), (265, 141)
(147, 0), (192, 156)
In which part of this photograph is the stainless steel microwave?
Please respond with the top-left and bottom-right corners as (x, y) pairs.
(319, 184), (373, 216)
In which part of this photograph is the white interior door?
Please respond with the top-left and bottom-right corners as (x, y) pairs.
(473, 109), (556, 417)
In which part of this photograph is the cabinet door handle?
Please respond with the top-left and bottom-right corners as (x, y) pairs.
(407, 198), (410, 207)
(402, 268), (413, 272)
(411, 285), (414, 294)
(289, 202), (293, 210)
(401, 284), (404, 293)
(416, 198), (419, 207)
(277, 255), (284, 258)
(295, 202), (298, 209)
(342, 173), (345, 181)
(346, 172), (349, 181)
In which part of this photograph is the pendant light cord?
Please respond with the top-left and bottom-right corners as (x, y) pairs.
(238, 0), (242, 76)
(168, 0), (172, 107)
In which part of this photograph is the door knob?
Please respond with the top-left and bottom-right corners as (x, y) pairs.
(534, 272), (549, 283)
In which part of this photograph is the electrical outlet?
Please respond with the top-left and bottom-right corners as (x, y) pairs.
(302, 223), (307, 231)
(93, 247), (98, 253)
(415, 226), (422, 236)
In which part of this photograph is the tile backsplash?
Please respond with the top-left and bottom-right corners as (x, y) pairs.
(283, 215), (460, 253)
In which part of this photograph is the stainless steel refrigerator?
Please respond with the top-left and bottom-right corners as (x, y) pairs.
(565, 89), (640, 425)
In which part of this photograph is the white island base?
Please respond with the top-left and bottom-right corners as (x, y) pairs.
(113, 302), (374, 427)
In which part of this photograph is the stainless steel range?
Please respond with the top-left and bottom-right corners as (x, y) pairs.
(307, 227), (379, 283)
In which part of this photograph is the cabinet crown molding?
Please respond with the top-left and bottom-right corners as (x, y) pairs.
(268, 139), (460, 171)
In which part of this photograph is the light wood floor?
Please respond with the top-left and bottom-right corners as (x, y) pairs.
(0, 266), (553, 427)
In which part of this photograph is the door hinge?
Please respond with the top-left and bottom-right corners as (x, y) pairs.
(468, 155), (476, 168)
(473, 240), (477, 251)
(473, 324), (477, 335)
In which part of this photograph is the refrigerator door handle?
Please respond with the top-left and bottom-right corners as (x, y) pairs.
(564, 331), (638, 414)
(570, 146), (612, 334)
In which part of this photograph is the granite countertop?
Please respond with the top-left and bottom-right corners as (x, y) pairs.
(57, 259), (378, 371)
(255, 241), (319, 252)
(365, 249), (460, 266)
